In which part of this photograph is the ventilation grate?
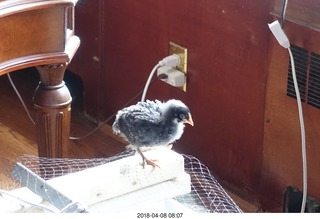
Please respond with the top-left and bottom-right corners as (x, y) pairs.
(287, 45), (320, 109)
(307, 53), (320, 108)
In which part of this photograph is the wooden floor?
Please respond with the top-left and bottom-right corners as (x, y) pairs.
(0, 68), (259, 212)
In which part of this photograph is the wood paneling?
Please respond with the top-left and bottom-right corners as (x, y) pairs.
(68, 1), (103, 118)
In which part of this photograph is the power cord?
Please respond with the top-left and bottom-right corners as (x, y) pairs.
(9, 54), (180, 140)
(288, 47), (307, 213)
(69, 86), (147, 140)
(280, 0), (288, 28)
(141, 54), (180, 102)
(7, 71), (145, 140)
(268, 13), (307, 213)
(7, 72), (148, 140)
(7, 74), (36, 125)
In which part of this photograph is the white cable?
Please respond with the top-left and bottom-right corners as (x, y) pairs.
(141, 63), (161, 102)
(7, 74), (36, 125)
(141, 54), (180, 102)
(288, 48), (307, 213)
(269, 18), (308, 213)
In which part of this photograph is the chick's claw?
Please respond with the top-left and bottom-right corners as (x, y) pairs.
(141, 159), (160, 169)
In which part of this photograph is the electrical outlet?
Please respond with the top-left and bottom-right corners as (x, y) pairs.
(169, 42), (187, 92)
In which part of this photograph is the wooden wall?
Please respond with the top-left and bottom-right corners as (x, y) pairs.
(68, 0), (320, 212)
(68, 1), (102, 119)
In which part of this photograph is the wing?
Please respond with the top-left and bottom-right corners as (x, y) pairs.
(112, 100), (164, 142)
(135, 99), (163, 120)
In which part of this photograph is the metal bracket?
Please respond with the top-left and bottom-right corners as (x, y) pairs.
(11, 162), (89, 213)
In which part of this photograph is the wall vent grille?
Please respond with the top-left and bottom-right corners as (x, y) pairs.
(287, 45), (320, 109)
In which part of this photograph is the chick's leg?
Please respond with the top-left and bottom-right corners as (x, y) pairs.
(136, 146), (160, 168)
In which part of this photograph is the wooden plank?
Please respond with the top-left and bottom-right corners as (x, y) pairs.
(47, 148), (188, 206)
(89, 172), (191, 213)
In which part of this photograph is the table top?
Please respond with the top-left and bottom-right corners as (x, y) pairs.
(0, 0), (79, 75)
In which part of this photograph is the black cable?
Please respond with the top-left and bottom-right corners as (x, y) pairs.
(9, 70), (157, 141)
(280, 0), (288, 29)
(69, 90), (142, 140)
(69, 79), (157, 140)
(77, 0), (86, 6)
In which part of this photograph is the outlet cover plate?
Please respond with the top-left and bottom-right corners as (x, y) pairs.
(169, 42), (187, 91)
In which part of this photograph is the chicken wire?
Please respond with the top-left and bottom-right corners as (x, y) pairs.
(8, 150), (242, 213)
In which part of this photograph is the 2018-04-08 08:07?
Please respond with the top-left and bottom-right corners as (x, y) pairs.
(137, 213), (184, 218)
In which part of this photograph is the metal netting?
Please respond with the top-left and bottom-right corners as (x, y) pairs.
(7, 150), (242, 213)
(175, 155), (243, 213)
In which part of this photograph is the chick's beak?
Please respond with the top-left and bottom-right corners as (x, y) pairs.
(184, 113), (194, 126)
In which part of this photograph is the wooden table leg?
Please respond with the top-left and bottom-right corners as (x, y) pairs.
(33, 63), (72, 158)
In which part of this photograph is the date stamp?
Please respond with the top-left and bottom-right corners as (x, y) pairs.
(137, 213), (183, 218)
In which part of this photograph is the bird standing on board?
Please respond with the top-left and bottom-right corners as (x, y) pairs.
(112, 99), (194, 168)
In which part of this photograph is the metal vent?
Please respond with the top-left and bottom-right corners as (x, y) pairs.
(287, 45), (320, 109)
(308, 53), (320, 108)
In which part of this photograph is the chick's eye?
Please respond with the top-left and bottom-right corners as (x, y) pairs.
(179, 114), (186, 120)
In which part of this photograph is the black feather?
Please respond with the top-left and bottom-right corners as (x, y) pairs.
(112, 99), (193, 147)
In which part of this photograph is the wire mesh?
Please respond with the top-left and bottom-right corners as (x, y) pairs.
(8, 150), (242, 213)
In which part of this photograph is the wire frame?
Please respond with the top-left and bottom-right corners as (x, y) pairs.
(11, 150), (242, 213)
